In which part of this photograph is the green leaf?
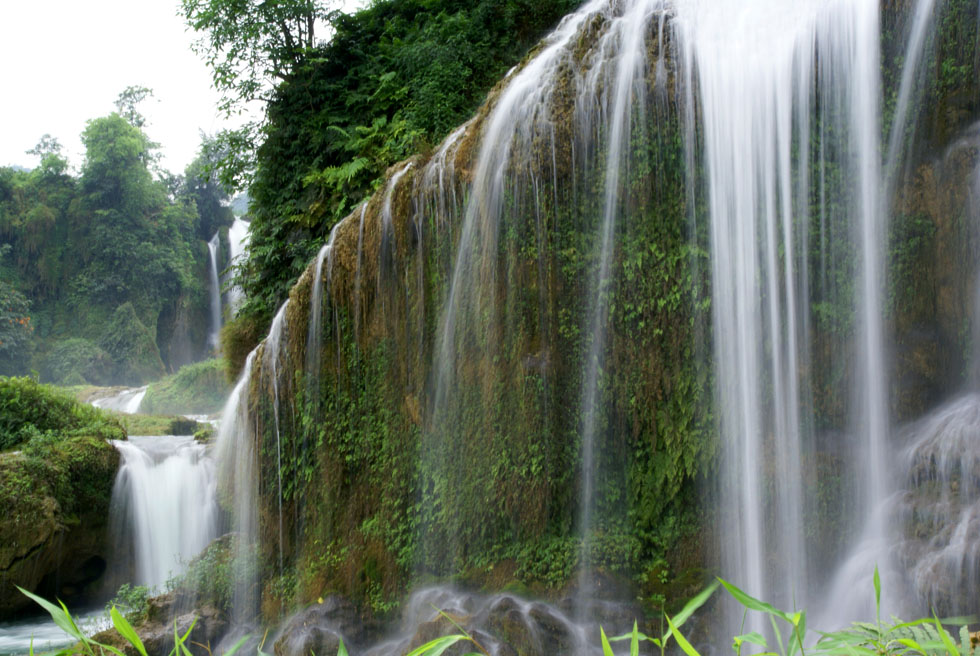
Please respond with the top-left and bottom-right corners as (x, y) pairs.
(16, 587), (85, 643)
(873, 566), (881, 612)
(933, 614), (959, 656)
(718, 578), (794, 623)
(110, 606), (148, 656)
(337, 637), (349, 656)
(404, 635), (470, 656)
(665, 613), (702, 656)
(601, 627), (615, 656)
(630, 621), (639, 656)
(222, 635), (251, 656)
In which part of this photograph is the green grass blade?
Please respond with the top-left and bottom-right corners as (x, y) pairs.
(718, 578), (794, 624)
(337, 637), (349, 656)
(110, 606), (148, 656)
(768, 614), (785, 656)
(873, 566), (881, 630)
(601, 627), (615, 656)
(665, 612), (702, 656)
(933, 614), (959, 656)
(222, 635), (251, 656)
(631, 621), (640, 656)
(16, 587), (85, 643)
(404, 635), (469, 656)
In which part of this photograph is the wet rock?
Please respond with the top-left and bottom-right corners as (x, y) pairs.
(93, 595), (228, 656)
(274, 596), (371, 655)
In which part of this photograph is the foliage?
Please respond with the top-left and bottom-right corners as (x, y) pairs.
(0, 246), (33, 375)
(98, 303), (167, 386)
(168, 534), (240, 613)
(141, 358), (230, 415)
(106, 583), (150, 624)
(234, 0), (584, 329)
(18, 586), (249, 656)
(0, 376), (124, 451)
(110, 412), (200, 437)
(40, 338), (114, 386)
(0, 94), (222, 381)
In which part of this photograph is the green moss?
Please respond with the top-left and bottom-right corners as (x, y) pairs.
(140, 359), (230, 415)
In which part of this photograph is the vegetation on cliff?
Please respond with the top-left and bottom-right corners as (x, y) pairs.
(191, 0), (585, 342)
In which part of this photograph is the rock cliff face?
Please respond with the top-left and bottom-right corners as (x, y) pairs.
(0, 436), (120, 618)
(220, 0), (980, 622)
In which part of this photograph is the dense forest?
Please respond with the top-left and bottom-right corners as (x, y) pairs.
(0, 90), (235, 384)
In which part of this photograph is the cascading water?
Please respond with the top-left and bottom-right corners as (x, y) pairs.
(226, 217), (251, 314)
(197, 0), (972, 648)
(672, 0), (889, 628)
(207, 232), (223, 349)
(574, 0), (662, 608)
(110, 436), (219, 588)
(896, 394), (980, 615)
(213, 349), (260, 622)
(92, 386), (148, 414)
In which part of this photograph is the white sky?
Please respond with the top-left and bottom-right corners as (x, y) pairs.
(0, 0), (368, 175)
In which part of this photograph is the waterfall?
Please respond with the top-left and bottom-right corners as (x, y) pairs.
(226, 218), (251, 314)
(574, 0), (661, 608)
(424, 0), (607, 572)
(673, 0), (885, 626)
(92, 386), (148, 414)
(261, 302), (290, 575)
(110, 436), (219, 589)
(896, 394), (980, 615)
(214, 349), (260, 622)
(207, 232), (223, 349)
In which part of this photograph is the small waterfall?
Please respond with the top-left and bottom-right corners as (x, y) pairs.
(307, 220), (344, 391)
(896, 395), (980, 616)
(575, 0), (660, 608)
(110, 436), (219, 589)
(425, 0), (607, 573)
(226, 218), (251, 314)
(207, 232), (223, 349)
(214, 349), (260, 622)
(92, 386), (148, 414)
(262, 302), (291, 575)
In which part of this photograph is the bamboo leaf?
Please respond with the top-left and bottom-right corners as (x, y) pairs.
(110, 606), (148, 656)
(665, 612), (702, 656)
(601, 627), (615, 656)
(404, 635), (469, 656)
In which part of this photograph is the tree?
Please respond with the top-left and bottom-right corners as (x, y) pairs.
(0, 245), (33, 375)
(183, 136), (234, 239)
(114, 85), (155, 129)
(27, 134), (69, 177)
(181, 0), (330, 113)
(80, 114), (159, 213)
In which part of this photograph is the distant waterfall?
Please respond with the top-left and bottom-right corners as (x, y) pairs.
(207, 232), (223, 349)
(110, 436), (219, 589)
(92, 386), (148, 414)
(226, 218), (250, 314)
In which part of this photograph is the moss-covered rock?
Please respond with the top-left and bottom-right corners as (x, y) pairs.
(0, 377), (123, 618)
(0, 434), (120, 618)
